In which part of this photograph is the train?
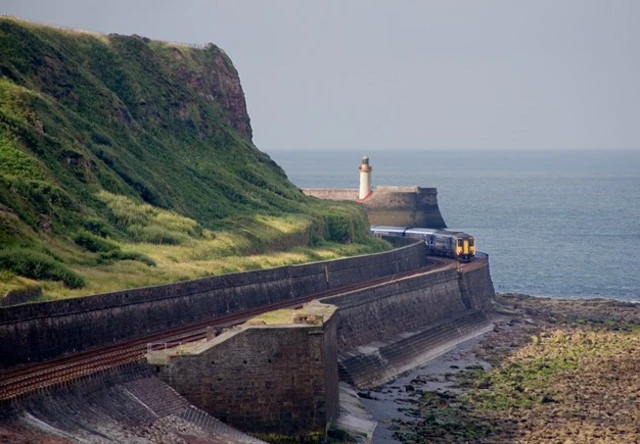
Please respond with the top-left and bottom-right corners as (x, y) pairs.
(370, 225), (476, 262)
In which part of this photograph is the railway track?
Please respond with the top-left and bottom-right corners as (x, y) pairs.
(0, 261), (452, 402)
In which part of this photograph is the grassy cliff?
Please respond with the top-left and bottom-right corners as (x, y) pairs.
(0, 17), (387, 300)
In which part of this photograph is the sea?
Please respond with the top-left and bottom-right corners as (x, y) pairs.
(269, 149), (640, 302)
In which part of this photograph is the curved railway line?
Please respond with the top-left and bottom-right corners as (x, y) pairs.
(0, 259), (454, 402)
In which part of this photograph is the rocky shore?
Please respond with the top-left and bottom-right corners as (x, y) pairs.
(362, 293), (640, 443)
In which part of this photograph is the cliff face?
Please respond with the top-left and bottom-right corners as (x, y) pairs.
(172, 44), (252, 142)
(0, 17), (383, 298)
(0, 17), (303, 241)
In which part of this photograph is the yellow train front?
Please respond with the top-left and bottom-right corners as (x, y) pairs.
(373, 226), (476, 262)
(452, 232), (476, 262)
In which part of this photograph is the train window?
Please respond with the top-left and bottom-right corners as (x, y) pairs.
(457, 239), (463, 247)
(469, 239), (475, 246)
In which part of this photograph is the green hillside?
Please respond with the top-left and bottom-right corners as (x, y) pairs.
(0, 17), (387, 301)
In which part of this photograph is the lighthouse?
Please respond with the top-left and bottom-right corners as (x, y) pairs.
(358, 155), (372, 200)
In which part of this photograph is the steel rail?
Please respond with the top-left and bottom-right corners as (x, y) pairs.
(0, 260), (454, 401)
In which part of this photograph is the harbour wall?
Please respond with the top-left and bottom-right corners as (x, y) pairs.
(304, 186), (447, 228)
(0, 242), (428, 370)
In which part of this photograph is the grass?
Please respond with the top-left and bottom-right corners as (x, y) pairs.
(0, 17), (391, 299)
(73, 230), (119, 252)
(38, 238), (386, 299)
(0, 270), (40, 299)
(0, 248), (85, 289)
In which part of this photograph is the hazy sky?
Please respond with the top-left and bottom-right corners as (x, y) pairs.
(2, 1), (639, 151)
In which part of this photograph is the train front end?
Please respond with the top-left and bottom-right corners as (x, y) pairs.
(456, 235), (476, 262)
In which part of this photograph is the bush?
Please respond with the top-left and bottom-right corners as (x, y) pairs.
(99, 250), (156, 266)
(324, 213), (352, 243)
(83, 218), (111, 237)
(128, 225), (189, 245)
(73, 230), (119, 252)
(90, 132), (113, 146)
(0, 248), (85, 288)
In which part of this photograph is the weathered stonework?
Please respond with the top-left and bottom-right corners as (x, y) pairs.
(325, 257), (495, 388)
(0, 242), (428, 370)
(0, 248), (496, 441)
(150, 302), (339, 439)
(149, 258), (496, 433)
(0, 364), (264, 443)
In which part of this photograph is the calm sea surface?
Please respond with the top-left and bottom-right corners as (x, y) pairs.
(269, 150), (640, 301)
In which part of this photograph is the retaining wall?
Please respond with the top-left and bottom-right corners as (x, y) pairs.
(323, 258), (495, 386)
(337, 310), (491, 388)
(326, 266), (464, 351)
(0, 242), (428, 370)
(154, 313), (339, 438)
(0, 364), (263, 443)
(458, 258), (495, 312)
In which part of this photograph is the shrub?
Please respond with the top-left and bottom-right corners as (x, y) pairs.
(90, 132), (113, 146)
(73, 230), (119, 252)
(0, 248), (85, 288)
(128, 225), (189, 245)
(83, 218), (111, 237)
(324, 213), (352, 243)
(99, 250), (156, 266)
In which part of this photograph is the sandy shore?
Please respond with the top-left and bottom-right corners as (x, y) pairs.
(360, 293), (640, 443)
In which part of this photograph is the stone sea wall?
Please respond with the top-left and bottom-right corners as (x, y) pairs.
(324, 257), (495, 388)
(154, 314), (339, 437)
(0, 242), (428, 370)
(0, 364), (263, 443)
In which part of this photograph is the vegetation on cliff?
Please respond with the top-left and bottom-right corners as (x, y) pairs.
(0, 17), (387, 300)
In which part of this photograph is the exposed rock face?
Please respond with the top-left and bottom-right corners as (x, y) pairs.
(175, 45), (253, 142)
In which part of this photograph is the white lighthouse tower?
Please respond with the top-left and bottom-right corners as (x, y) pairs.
(358, 155), (372, 200)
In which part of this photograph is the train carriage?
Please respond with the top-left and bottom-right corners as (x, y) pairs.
(370, 225), (409, 237)
(371, 225), (476, 262)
